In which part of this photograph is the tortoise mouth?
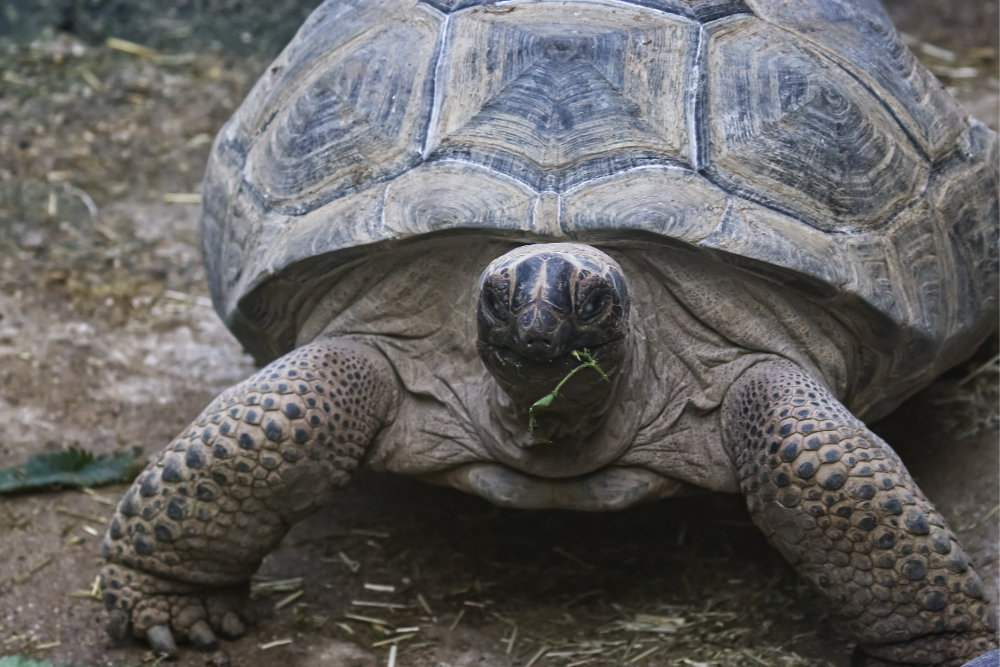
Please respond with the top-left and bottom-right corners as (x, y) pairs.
(478, 336), (628, 405)
(481, 338), (621, 373)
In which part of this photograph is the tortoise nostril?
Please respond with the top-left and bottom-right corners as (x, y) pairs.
(523, 334), (554, 352)
(515, 307), (571, 359)
(520, 335), (558, 361)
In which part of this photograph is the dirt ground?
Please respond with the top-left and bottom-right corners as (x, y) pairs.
(0, 2), (997, 666)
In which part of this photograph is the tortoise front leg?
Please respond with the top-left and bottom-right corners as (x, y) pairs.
(721, 359), (997, 666)
(99, 339), (397, 655)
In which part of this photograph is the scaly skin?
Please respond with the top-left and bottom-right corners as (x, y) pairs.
(100, 339), (397, 654)
(723, 359), (997, 666)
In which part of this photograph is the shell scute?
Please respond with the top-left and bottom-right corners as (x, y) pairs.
(924, 122), (1000, 340)
(244, 6), (442, 214)
(382, 162), (537, 237)
(746, 0), (964, 160)
(563, 167), (728, 242)
(427, 3), (698, 189)
(702, 17), (927, 231)
(425, 0), (751, 22)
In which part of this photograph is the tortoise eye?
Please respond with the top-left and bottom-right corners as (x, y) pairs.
(579, 290), (609, 320)
(483, 286), (508, 320)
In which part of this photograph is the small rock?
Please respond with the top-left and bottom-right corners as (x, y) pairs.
(306, 639), (377, 666)
(205, 650), (231, 667)
(20, 229), (46, 250)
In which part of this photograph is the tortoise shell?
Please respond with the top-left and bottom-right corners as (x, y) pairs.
(201, 0), (998, 419)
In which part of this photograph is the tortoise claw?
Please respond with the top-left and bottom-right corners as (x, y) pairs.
(106, 608), (130, 641)
(189, 619), (218, 650)
(147, 624), (178, 657)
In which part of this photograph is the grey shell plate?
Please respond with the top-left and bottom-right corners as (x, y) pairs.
(201, 0), (998, 401)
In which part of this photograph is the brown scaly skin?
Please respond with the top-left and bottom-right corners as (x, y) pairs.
(722, 359), (997, 666)
(99, 339), (397, 655)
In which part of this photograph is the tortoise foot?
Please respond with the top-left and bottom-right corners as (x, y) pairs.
(100, 563), (250, 656)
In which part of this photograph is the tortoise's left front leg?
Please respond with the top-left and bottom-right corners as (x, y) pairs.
(722, 359), (997, 666)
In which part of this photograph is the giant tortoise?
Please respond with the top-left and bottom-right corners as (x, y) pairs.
(99, 0), (999, 663)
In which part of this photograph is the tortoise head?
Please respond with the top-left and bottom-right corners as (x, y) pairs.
(476, 243), (631, 442)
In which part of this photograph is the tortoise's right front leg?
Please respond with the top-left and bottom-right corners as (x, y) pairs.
(99, 339), (397, 655)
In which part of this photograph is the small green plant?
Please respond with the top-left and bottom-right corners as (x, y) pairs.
(0, 447), (137, 494)
(0, 657), (63, 667)
(528, 349), (609, 439)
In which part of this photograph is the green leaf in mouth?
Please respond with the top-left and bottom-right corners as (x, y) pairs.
(527, 349), (610, 442)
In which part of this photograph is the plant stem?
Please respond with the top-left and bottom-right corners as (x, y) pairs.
(528, 350), (609, 439)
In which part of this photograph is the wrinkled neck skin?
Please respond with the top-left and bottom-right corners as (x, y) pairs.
(486, 321), (634, 449)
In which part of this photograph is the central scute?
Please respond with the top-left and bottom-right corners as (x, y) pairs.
(428, 3), (697, 188)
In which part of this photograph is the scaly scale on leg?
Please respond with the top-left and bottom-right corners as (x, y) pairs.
(722, 360), (997, 666)
(99, 339), (397, 654)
